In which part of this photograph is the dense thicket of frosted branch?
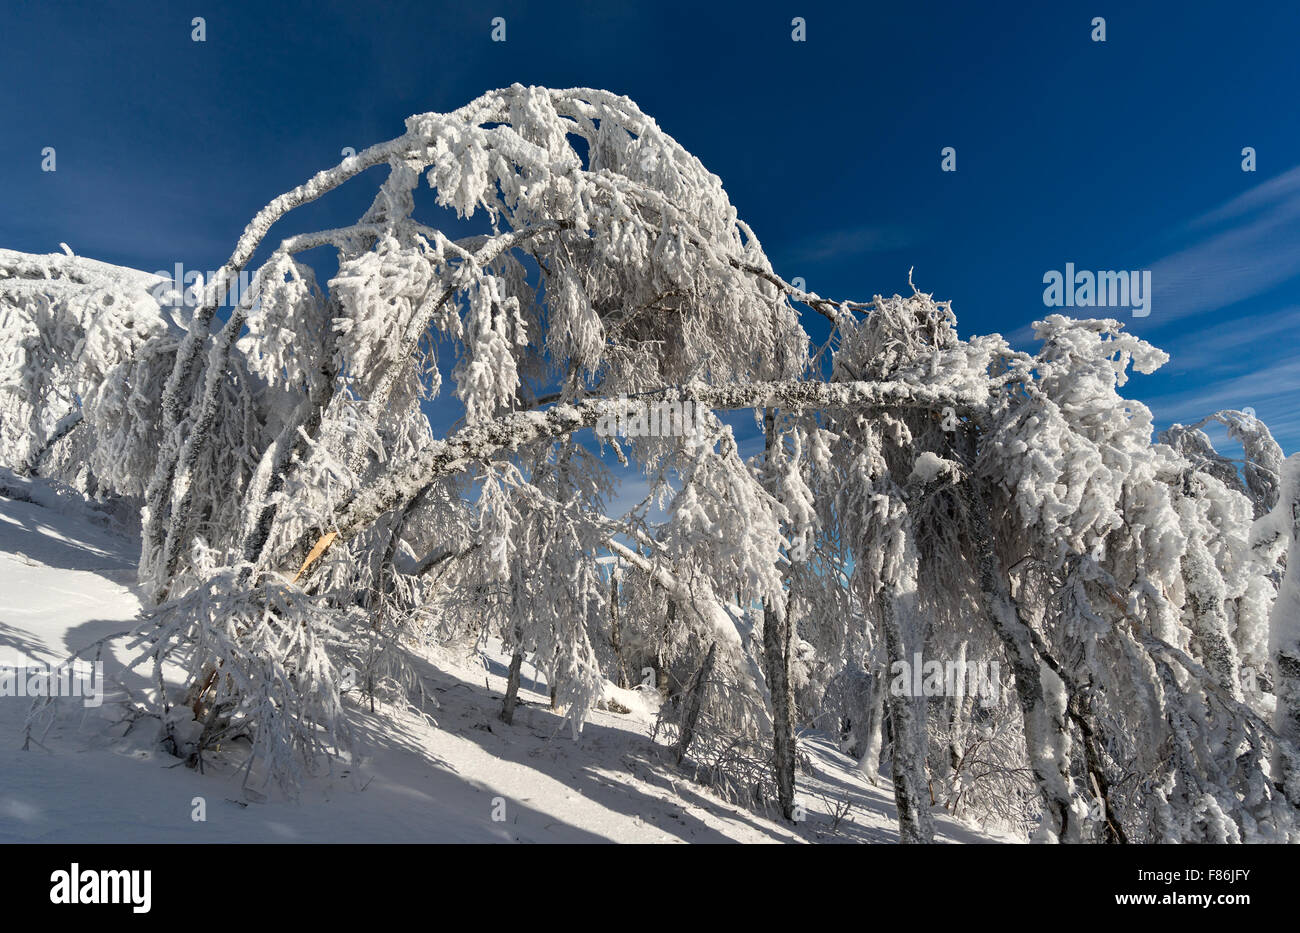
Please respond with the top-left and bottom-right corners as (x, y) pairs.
(0, 249), (173, 480)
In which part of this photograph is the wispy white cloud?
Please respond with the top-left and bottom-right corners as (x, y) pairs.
(1155, 304), (1300, 374)
(1183, 166), (1300, 232)
(1148, 166), (1300, 321)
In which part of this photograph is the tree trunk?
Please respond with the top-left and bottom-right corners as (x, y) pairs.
(761, 407), (799, 820)
(610, 568), (628, 688)
(961, 477), (1079, 842)
(155, 303), (252, 598)
(20, 409), (84, 477)
(857, 669), (886, 785)
(673, 642), (717, 764)
(1180, 534), (1242, 699)
(763, 601), (797, 820)
(879, 586), (935, 844)
(500, 646), (524, 724)
(1263, 454), (1300, 787)
(943, 643), (973, 786)
(656, 598), (675, 697)
(1068, 687), (1128, 843)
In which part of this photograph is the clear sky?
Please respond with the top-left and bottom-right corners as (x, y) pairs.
(3, 0), (1298, 482)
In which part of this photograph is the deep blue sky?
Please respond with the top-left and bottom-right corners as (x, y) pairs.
(4, 0), (1299, 486)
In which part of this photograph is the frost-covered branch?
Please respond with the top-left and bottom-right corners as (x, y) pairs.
(289, 377), (983, 568)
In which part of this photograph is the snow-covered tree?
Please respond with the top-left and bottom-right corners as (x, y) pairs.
(3, 85), (1295, 842)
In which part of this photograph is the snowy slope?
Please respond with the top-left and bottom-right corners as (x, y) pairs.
(0, 475), (1014, 843)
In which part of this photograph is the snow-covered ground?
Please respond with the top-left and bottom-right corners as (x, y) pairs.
(0, 475), (1012, 843)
